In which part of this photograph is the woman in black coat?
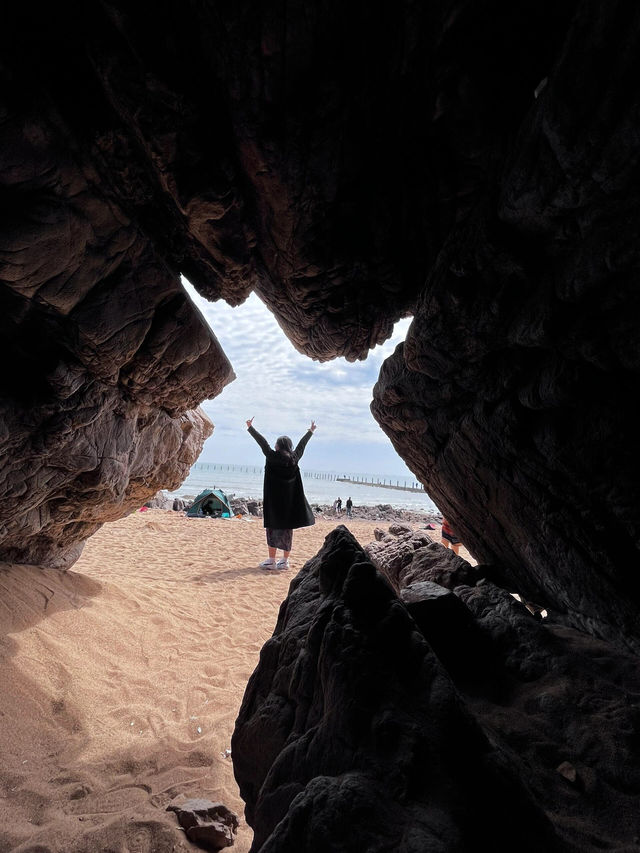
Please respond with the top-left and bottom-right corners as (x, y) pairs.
(246, 417), (316, 570)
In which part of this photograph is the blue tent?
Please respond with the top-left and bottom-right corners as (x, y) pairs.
(186, 488), (233, 518)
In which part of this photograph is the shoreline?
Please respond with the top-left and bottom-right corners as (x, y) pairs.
(150, 491), (443, 527)
(167, 468), (439, 515)
(174, 488), (438, 513)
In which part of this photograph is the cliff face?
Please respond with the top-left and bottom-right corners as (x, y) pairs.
(371, 0), (640, 649)
(234, 527), (640, 852)
(1, 0), (639, 848)
(0, 7), (236, 566)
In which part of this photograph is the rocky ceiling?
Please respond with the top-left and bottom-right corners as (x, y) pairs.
(1, 0), (639, 849)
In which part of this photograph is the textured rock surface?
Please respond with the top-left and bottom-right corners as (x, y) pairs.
(233, 527), (640, 852)
(370, 1), (640, 649)
(233, 528), (562, 852)
(0, 7), (236, 567)
(2, 1), (640, 849)
(0, 402), (215, 568)
(365, 526), (487, 592)
(166, 797), (239, 849)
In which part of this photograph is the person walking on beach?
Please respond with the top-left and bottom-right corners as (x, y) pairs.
(246, 417), (317, 570)
(346, 497), (353, 518)
(336, 497), (342, 515)
(441, 517), (462, 555)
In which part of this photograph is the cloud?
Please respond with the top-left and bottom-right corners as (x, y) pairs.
(181, 278), (414, 476)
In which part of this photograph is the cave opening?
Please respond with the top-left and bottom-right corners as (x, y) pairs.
(176, 277), (563, 628)
(178, 276), (421, 490)
(1, 0), (639, 848)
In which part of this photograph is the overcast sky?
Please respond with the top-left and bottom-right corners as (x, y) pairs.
(181, 278), (418, 478)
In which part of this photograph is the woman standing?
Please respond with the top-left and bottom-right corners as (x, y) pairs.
(246, 417), (316, 570)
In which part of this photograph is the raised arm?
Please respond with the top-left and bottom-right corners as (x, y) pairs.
(295, 421), (316, 459)
(246, 419), (272, 456)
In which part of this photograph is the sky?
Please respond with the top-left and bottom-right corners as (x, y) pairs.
(181, 277), (419, 479)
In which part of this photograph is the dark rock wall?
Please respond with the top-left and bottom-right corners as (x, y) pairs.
(1, 2), (257, 307)
(206, 0), (578, 362)
(233, 529), (562, 852)
(0, 20), (235, 566)
(371, 0), (640, 648)
(234, 528), (640, 852)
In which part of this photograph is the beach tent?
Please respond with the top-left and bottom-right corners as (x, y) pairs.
(186, 488), (233, 518)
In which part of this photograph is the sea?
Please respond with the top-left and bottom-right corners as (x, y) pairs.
(167, 462), (439, 514)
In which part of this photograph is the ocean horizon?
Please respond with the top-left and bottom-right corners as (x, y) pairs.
(168, 462), (440, 514)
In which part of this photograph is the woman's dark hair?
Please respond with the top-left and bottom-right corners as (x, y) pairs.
(275, 435), (294, 462)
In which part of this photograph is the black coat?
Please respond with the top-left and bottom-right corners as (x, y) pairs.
(248, 426), (316, 530)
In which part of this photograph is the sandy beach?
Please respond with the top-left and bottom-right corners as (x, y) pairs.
(0, 509), (471, 852)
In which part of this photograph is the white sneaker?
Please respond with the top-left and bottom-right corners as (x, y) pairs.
(275, 558), (290, 570)
(259, 558), (276, 568)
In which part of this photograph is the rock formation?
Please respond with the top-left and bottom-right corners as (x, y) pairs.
(0, 5), (236, 566)
(233, 527), (640, 852)
(1, 0), (639, 849)
(369, 1), (640, 650)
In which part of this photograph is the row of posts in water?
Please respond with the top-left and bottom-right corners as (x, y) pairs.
(194, 462), (425, 492)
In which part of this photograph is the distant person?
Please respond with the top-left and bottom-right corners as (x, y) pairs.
(441, 517), (461, 555)
(336, 497), (342, 514)
(246, 417), (316, 570)
(346, 497), (353, 518)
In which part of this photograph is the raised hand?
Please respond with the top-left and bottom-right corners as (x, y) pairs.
(246, 417), (254, 429)
(310, 421), (317, 432)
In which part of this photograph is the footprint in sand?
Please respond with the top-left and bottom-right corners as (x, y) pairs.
(125, 825), (153, 853)
(124, 823), (155, 853)
(69, 783), (92, 800)
(65, 784), (150, 815)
